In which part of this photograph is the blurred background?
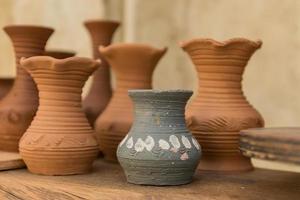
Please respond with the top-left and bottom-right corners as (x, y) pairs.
(0, 0), (299, 172)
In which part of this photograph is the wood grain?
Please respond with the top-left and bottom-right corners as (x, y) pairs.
(240, 127), (300, 164)
(0, 151), (25, 171)
(0, 159), (299, 199)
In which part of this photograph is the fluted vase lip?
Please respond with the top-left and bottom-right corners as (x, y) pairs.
(128, 89), (193, 99)
(3, 25), (54, 35)
(20, 56), (100, 72)
(180, 38), (262, 51)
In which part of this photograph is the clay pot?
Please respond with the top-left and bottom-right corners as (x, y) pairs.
(0, 78), (14, 100)
(181, 38), (264, 172)
(117, 90), (201, 185)
(19, 56), (100, 175)
(95, 43), (167, 162)
(83, 20), (120, 127)
(44, 50), (75, 59)
(0, 25), (53, 152)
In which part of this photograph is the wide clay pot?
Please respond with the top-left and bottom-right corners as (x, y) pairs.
(44, 50), (75, 59)
(181, 38), (264, 172)
(83, 20), (120, 127)
(0, 78), (14, 100)
(117, 90), (201, 185)
(19, 56), (100, 175)
(0, 25), (53, 152)
(95, 43), (167, 162)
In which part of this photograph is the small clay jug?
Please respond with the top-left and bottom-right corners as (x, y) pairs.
(95, 43), (167, 162)
(83, 20), (120, 127)
(0, 25), (53, 152)
(181, 38), (264, 172)
(44, 50), (75, 59)
(117, 90), (201, 185)
(19, 56), (100, 175)
(0, 78), (14, 99)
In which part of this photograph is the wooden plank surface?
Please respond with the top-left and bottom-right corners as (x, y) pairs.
(240, 127), (300, 164)
(0, 159), (299, 200)
(0, 151), (25, 171)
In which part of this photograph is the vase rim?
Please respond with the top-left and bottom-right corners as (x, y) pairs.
(3, 25), (54, 33)
(180, 38), (262, 50)
(99, 43), (167, 54)
(20, 56), (100, 72)
(128, 89), (193, 96)
(84, 19), (120, 26)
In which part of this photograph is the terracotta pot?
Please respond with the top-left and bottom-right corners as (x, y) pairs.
(19, 56), (100, 175)
(95, 43), (167, 162)
(44, 50), (75, 59)
(83, 20), (120, 127)
(117, 90), (201, 185)
(181, 38), (264, 172)
(0, 78), (14, 100)
(0, 25), (53, 152)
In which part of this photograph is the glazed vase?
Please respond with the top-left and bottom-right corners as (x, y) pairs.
(44, 50), (75, 59)
(0, 25), (53, 152)
(19, 56), (100, 175)
(0, 78), (14, 100)
(83, 20), (119, 127)
(117, 90), (201, 186)
(181, 38), (264, 172)
(95, 43), (167, 162)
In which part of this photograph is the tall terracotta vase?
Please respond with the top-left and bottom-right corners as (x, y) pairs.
(181, 38), (264, 172)
(83, 20), (119, 127)
(19, 56), (100, 175)
(95, 43), (167, 162)
(0, 78), (14, 100)
(44, 50), (75, 59)
(0, 25), (53, 152)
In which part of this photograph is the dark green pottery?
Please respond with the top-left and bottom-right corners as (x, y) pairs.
(117, 90), (201, 186)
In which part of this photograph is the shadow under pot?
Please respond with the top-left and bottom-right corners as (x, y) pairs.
(19, 56), (99, 175)
(181, 38), (264, 173)
(117, 90), (201, 186)
(95, 43), (167, 162)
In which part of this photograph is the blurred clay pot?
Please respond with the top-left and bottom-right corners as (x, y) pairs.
(19, 56), (100, 175)
(83, 20), (119, 127)
(0, 78), (14, 100)
(0, 25), (53, 152)
(95, 43), (167, 162)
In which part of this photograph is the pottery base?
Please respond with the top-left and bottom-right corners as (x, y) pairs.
(20, 149), (98, 175)
(0, 151), (25, 170)
(197, 153), (253, 173)
(119, 158), (196, 186)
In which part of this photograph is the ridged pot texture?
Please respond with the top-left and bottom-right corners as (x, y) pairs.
(19, 56), (100, 175)
(117, 90), (201, 186)
(95, 43), (167, 162)
(181, 38), (264, 172)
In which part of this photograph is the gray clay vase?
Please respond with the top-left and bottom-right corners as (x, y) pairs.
(117, 90), (201, 186)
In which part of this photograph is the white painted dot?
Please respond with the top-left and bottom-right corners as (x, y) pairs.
(192, 138), (200, 150)
(169, 135), (180, 149)
(126, 137), (134, 149)
(144, 136), (155, 151)
(180, 152), (189, 160)
(119, 134), (128, 147)
(159, 139), (170, 150)
(134, 138), (145, 152)
(182, 136), (192, 149)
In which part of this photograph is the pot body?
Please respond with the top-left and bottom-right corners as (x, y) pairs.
(181, 38), (264, 172)
(0, 25), (53, 152)
(19, 56), (99, 175)
(95, 44), (167, 162)
(83, 20), (119, 127)
(117, 90), (201, 185)
(0, 78), (14, 99)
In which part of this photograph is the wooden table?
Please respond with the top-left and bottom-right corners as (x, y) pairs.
(0, 159), (299, 200)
